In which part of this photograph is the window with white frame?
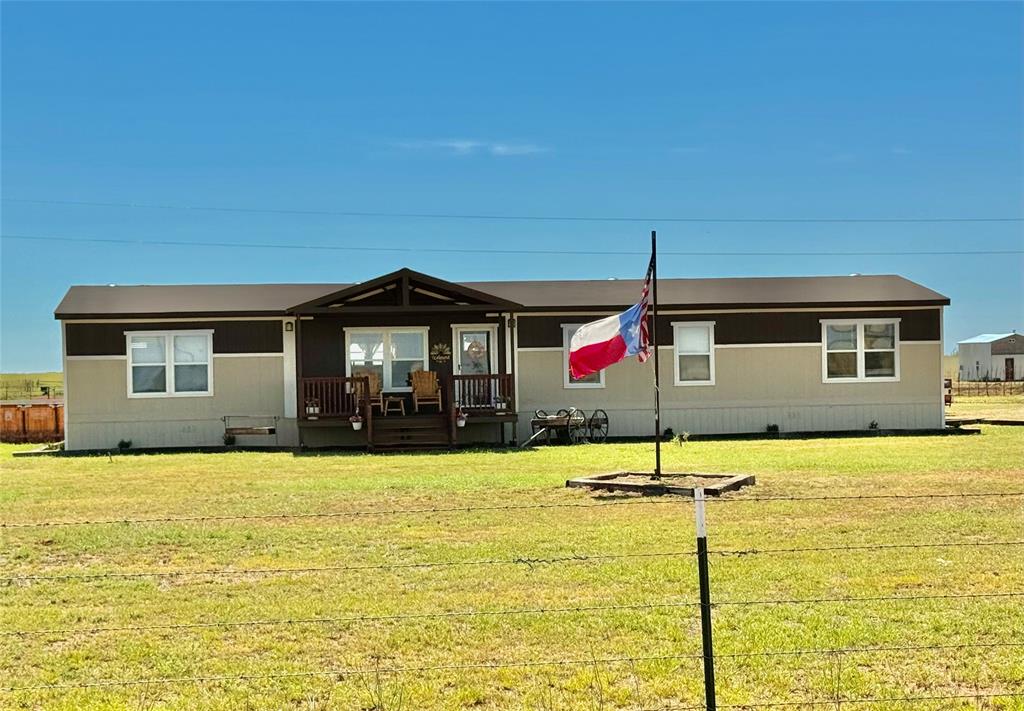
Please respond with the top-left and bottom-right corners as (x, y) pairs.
(346, 328), (428, 391)
(672, 322), (715, 385)
(562, 324), (604, 388)
(821, 319), (900, 382)
(126, 330), (213, 397)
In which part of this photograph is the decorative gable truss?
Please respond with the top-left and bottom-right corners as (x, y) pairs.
(289, 268), (523, 314)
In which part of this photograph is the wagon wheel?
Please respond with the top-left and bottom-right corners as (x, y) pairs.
(588, 409), (609, 443)
(568, 408), (589, 444)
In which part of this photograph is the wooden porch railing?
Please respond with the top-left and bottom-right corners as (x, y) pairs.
(450, 374), (515, 413)
(301, 376), (371, 421)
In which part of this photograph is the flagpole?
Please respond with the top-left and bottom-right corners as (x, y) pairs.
(650, 229), (662, 479)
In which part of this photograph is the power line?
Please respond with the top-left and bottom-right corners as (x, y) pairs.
(6, 197), (1024, 224)
(5, 642), (1021, 693)
(2, 233), (1022, 258)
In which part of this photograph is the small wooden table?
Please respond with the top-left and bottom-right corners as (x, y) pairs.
(382, 394), (406, 416)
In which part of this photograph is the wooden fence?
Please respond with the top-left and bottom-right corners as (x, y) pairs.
(1, 402), (64, 443)
(951, 380), (1024, 397)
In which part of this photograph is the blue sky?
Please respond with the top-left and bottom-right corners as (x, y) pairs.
(2, 1), (1022, 371)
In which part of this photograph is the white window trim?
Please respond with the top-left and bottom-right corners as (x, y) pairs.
(562, 324), (605, 389)
(671, 321), (716, 386)
(451, 324), (500, 375)
(820, 318), (901, 384)
(125, 329), (215, 399)
(344, 327), (429, 392)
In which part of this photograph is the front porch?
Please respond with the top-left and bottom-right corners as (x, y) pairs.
(299, 373), (517, 449)
(291, 269), (523, 451)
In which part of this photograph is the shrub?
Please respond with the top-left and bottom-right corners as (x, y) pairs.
(223, 433), (237, 446)
(117, 439), (132, 451)
(766, 423), (780, 434)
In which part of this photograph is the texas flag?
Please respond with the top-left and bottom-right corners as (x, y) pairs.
(568, 257), (653, 380)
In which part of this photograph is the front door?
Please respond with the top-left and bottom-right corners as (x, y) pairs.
(455, 328), (494, 375)
(1007, 358), (1015, 381)
(453, 326), (497, 409)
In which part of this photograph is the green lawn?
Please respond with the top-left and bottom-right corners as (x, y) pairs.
(1, 429), (1022, 710)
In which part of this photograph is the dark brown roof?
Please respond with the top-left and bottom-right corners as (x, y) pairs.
(55, 274), (949, 319)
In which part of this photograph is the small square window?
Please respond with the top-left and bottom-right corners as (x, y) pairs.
(673, 323), (715, 386)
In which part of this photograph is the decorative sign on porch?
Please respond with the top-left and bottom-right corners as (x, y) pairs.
(430, 343), (452, 364)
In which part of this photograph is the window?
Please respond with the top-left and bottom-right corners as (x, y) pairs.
(346, 328), (428, 391)
(126, 330), (213, 397)
(672, 322), (715, 386)
(562, 324), (605, 388)
(821, 319), (900, 383)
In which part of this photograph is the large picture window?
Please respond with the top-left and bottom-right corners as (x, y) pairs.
(821, 319), (900, 383)
(672, 322), (715, 386)
(562, 324), (605, 389)
(346, 328), (428, 391)
(126, 330), (213, 397)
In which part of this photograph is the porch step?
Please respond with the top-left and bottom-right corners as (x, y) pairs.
(371, 415), (451, 450)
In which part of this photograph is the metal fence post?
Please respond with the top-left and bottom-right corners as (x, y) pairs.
(695, 487), (717, 710)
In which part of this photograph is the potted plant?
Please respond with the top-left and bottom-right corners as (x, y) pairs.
(350, 413), (364, 431)
(456, 407), (467, 428)
(305, 399), (320, 419)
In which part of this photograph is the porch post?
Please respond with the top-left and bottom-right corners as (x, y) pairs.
(295, 315), (304, 421)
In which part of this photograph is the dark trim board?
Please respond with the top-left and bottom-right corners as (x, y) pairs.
(516, 308), (941, 348)
(65, 320), (284, 356)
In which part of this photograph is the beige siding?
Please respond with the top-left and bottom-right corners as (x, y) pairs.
(516, 342), (942, 437)
(65, 356), (297, 450)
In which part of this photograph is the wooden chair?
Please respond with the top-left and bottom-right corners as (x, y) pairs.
(360, 371), (384, 413)
(411, 370), (442, 413)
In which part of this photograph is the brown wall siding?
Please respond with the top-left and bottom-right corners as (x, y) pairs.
(66, 321), (284, 356)
(516, 309), (941, 348)
(299, 313), (506, 379)
(992, 336), (1024, 355)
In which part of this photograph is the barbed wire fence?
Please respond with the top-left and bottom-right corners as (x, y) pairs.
(2, 491), (1022, 708)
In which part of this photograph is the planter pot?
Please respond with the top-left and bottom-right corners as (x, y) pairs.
(456, 418), (467, 428)
(351, 421), (363, 431)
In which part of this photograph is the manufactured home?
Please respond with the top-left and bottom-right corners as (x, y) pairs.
(55, 269), (949, 451)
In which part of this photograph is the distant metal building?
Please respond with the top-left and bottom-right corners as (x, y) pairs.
(957, 333), (1023, 381)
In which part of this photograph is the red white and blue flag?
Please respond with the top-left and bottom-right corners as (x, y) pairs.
(568, 256), (654, 380)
